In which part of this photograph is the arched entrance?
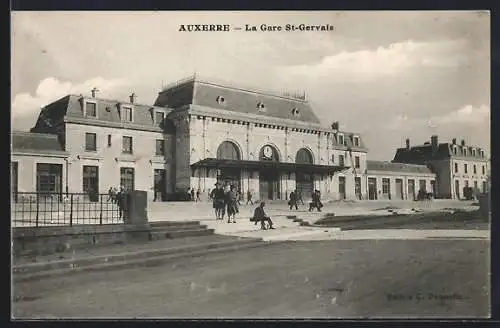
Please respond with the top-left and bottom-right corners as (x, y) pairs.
(259, 144), (281, 200)
(295, 148), (314, 199)
(216, 141), (242, 192)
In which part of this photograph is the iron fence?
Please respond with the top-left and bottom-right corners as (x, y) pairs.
(11, 192), (125, 228)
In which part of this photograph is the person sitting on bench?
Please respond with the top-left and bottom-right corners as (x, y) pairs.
(251, 202), (275, 230)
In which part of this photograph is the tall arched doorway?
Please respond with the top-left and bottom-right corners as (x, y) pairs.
(259, 144), (281, 200)
(216, 141), (242, 192)
(295, 148), (314, 199)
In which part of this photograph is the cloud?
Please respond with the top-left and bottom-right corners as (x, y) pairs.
(433, 104), (490, 125)
(279, 39), (469, 81)
(12, 77), (129, 120)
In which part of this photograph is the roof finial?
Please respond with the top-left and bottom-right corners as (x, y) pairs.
(91, 87), (99, 98)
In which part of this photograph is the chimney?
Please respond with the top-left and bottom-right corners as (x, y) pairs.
(431, 135), (438, 153)
(461, 139), (466, 147)
(91, 87), (99, 98)
(129, 93), (136, 104)
(452, 138), (456, 145)
(405, 138), (410, 150)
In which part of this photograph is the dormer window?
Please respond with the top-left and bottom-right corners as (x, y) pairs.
(453, 147), (457, 155)
(216, 96), (226, 105)
(463, 148), (467, 156)
(472, 149), (476, 157)
(257, 102), (266, 112)
(291, 107), (300, 117)
(84, 100), (97, 117)
(338, 134), (344, 146)
(353, 136), (360, 147)
(121, 106), (133, 123)
(155, 111), (165, 126)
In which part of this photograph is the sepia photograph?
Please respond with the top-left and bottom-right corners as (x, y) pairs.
(10, 10), (490, 319)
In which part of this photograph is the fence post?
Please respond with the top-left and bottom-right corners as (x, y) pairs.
(69, 194), (74, 227)
(35, 193), (39, 228)
(99, 194), (103, 225)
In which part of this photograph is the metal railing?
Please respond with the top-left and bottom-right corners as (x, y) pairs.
(11, 192), (125, 228)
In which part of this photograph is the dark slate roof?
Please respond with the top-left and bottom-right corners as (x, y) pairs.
(32, 95), (176, 134)
(367, 160), (433, 174)
(12, 131), (66, 154)
(333, 132), (367, 150)
(393, 142), (487, 163)
(154, 77), (321, 125)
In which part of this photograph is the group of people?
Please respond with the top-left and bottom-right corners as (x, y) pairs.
(189, 188), (202, 202)
(107, 186), (128, 219)
(288, 189), (323, 212)
(209, 182), (240, 223)
(209, 182), (274, 230)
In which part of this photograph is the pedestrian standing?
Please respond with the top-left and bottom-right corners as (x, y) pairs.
(196, 188), (201, 202)
(288, 190), (298, 210)
(190, 188), (195, 201)
(210, 183), (226, 220)
(226, 185), (239, 223)
(246, 190), (254, 205)
(297, 191), (304, 205)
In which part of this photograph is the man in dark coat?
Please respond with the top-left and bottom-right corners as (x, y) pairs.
(309, 190), (323, 212)
(289, 190), (298, 210)
(210, 183), (226, 220)
(251, 202), (275, 230)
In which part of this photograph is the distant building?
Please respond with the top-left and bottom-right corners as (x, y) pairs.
(393, 136), (489, 199)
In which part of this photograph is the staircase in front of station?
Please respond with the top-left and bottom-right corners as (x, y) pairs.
(147, 221), (215, 241)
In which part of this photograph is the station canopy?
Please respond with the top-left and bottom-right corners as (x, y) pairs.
(191, 158), (348, 174)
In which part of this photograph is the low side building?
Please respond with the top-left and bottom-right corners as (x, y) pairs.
(11, 131), (69, 199)
(366, 160), (436, 200)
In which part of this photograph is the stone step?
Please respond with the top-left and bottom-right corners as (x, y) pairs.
(148, 228), (215, 241)
(13, 238), (266, 282)
(148, 221), (201, 227)
(148, 224), (208, 232)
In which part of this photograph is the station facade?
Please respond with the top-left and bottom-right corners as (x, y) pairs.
(11, 75), (486, 202)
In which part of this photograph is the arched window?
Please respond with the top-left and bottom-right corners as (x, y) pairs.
(295, 148), (313, 164)
(217, 141), (241, 160)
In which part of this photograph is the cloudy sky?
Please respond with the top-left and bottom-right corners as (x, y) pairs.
(11, 11), (490, 160)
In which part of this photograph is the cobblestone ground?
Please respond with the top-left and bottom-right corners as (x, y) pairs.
(12, 239), (489, 319)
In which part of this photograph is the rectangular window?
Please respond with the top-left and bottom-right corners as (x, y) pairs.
(454, 163), (458, 173)
(122, 136), (133, 154)
(338, 176), (346, 199)
(464, 164), (468, 174)
(354, 156), (360, 169)
(338, 134), (344, 146)
(85, 102), (97, 117)
(85, 132), (97, 151)
(472, 149), (476, 157)
(107, 134), (112, 147)
(353, 136), (360, 147)
(155, 112), (165, 125)
(382, 178), (390, 195)
(339, 155), (345, 167)
(355, 177), (361, 197)
(82, 166), (99, 195)
(473, 165), (477, 174)
(453, 147), (457, 155)
(121, 107), (133, 122)
(120, 167), (135, 191)
(482, 181), (487, 193)
(474, 180), (478, 192)
(36, 163), (62, 194)
(482, 165), (485, 175)
(155, 139), (165, 156)
(419, 179), (427, 192)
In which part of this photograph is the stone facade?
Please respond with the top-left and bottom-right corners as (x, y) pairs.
(11, 76), (487, 202)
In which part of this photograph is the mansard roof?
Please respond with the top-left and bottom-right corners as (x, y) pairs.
(154, 76), (321, 125)
(31, 95), (176, 134)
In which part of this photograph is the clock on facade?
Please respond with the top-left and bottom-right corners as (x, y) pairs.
(263, 145), (273, 159)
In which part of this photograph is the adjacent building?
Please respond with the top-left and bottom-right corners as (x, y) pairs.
(393, 136), (489, 199)
(11, 75), (485, 202)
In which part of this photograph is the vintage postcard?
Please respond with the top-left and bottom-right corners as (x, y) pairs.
(11, 11), (490, 319)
